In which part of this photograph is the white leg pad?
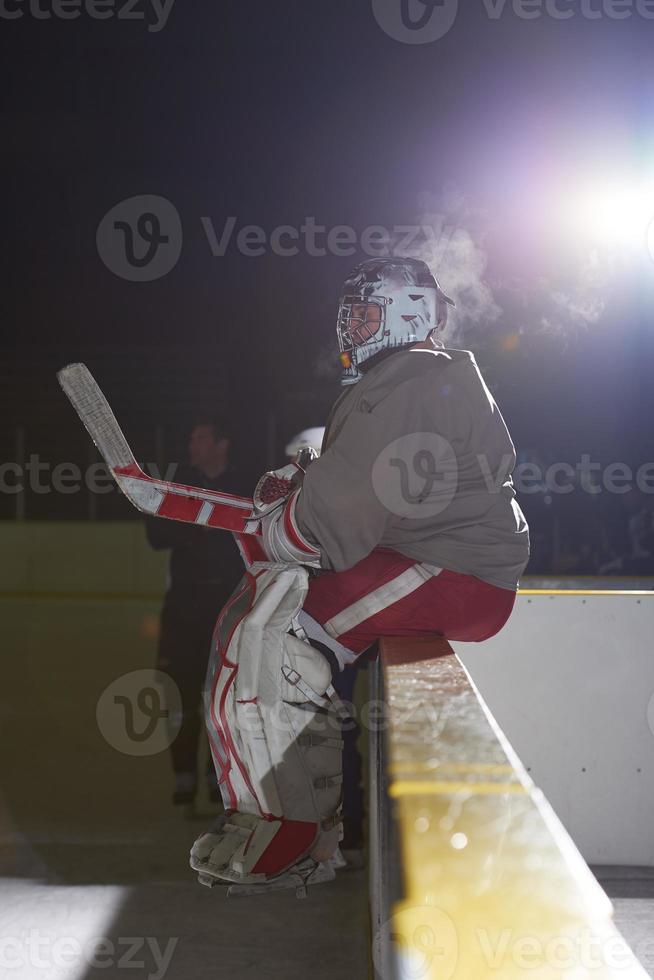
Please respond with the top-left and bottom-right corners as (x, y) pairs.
(193, 567), (344, 885)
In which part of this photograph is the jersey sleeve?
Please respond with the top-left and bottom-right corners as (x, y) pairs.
(294, 401), (399, 572)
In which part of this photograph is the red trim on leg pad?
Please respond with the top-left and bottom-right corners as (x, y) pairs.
(250, 819), (319, 877)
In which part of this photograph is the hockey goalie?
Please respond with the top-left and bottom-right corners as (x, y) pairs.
(189, 256), (530, 894)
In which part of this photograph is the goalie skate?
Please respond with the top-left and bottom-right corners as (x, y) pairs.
(191, 814), (339, 898)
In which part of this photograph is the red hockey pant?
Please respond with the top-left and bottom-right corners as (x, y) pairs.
(302, 548), (516, 664)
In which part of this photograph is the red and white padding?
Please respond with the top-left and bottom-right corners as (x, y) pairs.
(261, 488), (322, 566)
(191, 567), (343, 887)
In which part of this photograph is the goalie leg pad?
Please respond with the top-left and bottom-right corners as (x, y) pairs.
(193, 567), (344, 885)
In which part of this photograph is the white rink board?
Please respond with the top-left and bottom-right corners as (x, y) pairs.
(453, 593), (654, 867)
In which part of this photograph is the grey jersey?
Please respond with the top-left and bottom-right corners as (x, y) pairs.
(295, 346), (530, 591)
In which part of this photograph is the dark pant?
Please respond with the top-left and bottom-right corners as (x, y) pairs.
(333, 660), (366, 844)
(157, 585), (234, 786)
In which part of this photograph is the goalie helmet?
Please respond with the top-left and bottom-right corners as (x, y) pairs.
(336, 256), (455, 385)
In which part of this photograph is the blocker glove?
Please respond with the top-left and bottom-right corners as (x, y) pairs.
(253, 455), (322, 567)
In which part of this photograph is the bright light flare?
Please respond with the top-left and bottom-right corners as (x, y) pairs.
(561, 178), (654, 252)
(579, 184), (640, 244)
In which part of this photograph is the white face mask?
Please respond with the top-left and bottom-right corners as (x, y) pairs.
(336, 259), (454, 384)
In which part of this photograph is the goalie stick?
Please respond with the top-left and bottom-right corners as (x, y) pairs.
(57, 363), (268, 566)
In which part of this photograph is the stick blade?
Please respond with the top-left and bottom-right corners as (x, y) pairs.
(57, 362), (136, 470)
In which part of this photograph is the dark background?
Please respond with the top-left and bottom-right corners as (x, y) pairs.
(2, 0), (654, 573)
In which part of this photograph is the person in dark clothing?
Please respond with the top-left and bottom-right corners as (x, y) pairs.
(146, 418), (246, 810)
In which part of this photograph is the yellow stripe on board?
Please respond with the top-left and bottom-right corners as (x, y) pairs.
(519, 589), (654, 596)
(388, 779), (527, 797)
(2, 588), (652, 602)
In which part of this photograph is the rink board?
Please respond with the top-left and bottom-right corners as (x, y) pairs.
(455, 591), (654, 866)
(372, 636), (650, 980)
